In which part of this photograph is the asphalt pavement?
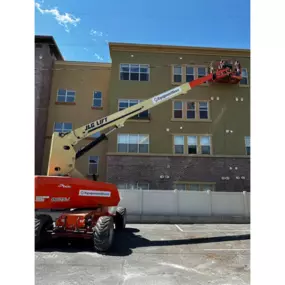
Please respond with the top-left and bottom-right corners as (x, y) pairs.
(35, 223), (250, 285)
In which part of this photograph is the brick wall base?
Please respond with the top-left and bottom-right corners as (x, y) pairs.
(106, 155), (250, 192)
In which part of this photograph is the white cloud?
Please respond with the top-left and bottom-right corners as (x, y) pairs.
(84, 48), (89, 51)
(90, 29), (104, 37)
(35, 2), (80, 33)
(94, 53), (103, 61)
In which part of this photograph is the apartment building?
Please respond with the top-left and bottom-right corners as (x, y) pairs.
(106, 43), (250, 191)
(41, 60), (112, 180)
(35, 35), (63, 175)
(41, 41), (250, 192)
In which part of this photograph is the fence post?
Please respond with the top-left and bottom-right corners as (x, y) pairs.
(243, 191), (249, 217)
(175, 189), (179, 216)
(207, 190), (212, 216)
(140, 189), (144, 217)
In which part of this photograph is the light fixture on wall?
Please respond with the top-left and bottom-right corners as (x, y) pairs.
(130, 54), (134, 57)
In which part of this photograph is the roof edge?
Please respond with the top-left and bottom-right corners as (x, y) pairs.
(54, 60), (111, 67)
(35, 35), (64, 60)
(109, 42), (250, 57)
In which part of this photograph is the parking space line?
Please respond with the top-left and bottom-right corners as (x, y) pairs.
(203, 249), (250, 251)
(175, 224), (184, 232)
(181, 229), (250, 233)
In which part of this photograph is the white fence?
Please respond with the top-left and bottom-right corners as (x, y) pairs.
(118, 190), (250, 223)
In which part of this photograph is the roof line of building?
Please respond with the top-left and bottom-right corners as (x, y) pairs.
(109, 42), (250, 57)
(35, 35), (64, 60)
(54, 60), (111, 67)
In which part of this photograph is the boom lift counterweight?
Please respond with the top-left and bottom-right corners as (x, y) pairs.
(35, 66), (233, 252)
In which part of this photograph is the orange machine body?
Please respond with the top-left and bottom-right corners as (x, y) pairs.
(35, 176), (120, 210)
(35, 176), (121, 239)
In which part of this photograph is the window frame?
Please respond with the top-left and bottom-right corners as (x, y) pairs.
(171, 65), (208, 86)
(117, 182), (150, 190)
(239, 68), (249, 87)
(118, 99), (150, 120)
(117, 133), (150, 154)
(53, 122), (73, 133)
(119, 63), (150, 82)
(88, 155), (99, 175)
(56, 89), (76, 103)
(173, 134), (213, 155)
(92, 91), (103, 108)
(172, 100), (211, 121)
(245, 136), (250, 155)
(173, 182), (216, 191)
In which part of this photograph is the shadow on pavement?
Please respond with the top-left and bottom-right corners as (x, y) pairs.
(36, 227), (250, 256)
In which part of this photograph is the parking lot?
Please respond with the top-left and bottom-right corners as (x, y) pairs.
(35, 223), (250, 285)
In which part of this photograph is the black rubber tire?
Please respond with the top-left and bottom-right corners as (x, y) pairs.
(92, 216), (114, 252)
(35, 214), (53, 249)
(115, 207), (127, 230)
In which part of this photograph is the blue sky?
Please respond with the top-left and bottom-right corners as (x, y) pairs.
(35, 0), (250, 62)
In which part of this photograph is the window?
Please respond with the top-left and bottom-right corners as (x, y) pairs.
(117, 183), (149, 190)
(172, 65), (208, 84)
(120, 64), (150, 81)
(245, 136), (250, 155)
(240, 68), (249, 85)
(53, 122), (72, 133)
(88, 156), (99, 175)
(174, 136), (184, 154)
(92, 91), (102, 107)
(56, 89), (76, 103)
(187, 102), (196, 119)
(187, 136), (197, 154)
(172, 100), (210, 120)
(197, 67), (207, 78)
(118, 99), (149, 119)
(174, 135), (212, 155)
(199, 102), (209, 119)
(173, 101), (183, 119)
(186, 66), (194, 82)
(173, 183), (215, 191)
(173, 66), (182, 83)
(200, 136), (211, 154)
(117, 134), (149, 153)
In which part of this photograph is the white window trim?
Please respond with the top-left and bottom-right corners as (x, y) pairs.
(56, 89), (76, 103)
(173, 182), (215, 191)
(172, 65), (208, 85)
(53, 122), (73, 133)
(117, 182), (150, 190)
(88, 156), (99, 175)
(118, 99), (150, 118)
(119, 63), (150, 81)
(172, 100), (210, 120)
(92, 91), (103, 107)
(117, 134), (150, 153)
(173, 134), (212, 155)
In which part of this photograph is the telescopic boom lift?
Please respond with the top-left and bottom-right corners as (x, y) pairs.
(35, 67), (233, 252)
(47, 67), (231, 178)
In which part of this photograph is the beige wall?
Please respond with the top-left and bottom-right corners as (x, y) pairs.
(107, 47), (250, 156)
(42, 61), (111, 180)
